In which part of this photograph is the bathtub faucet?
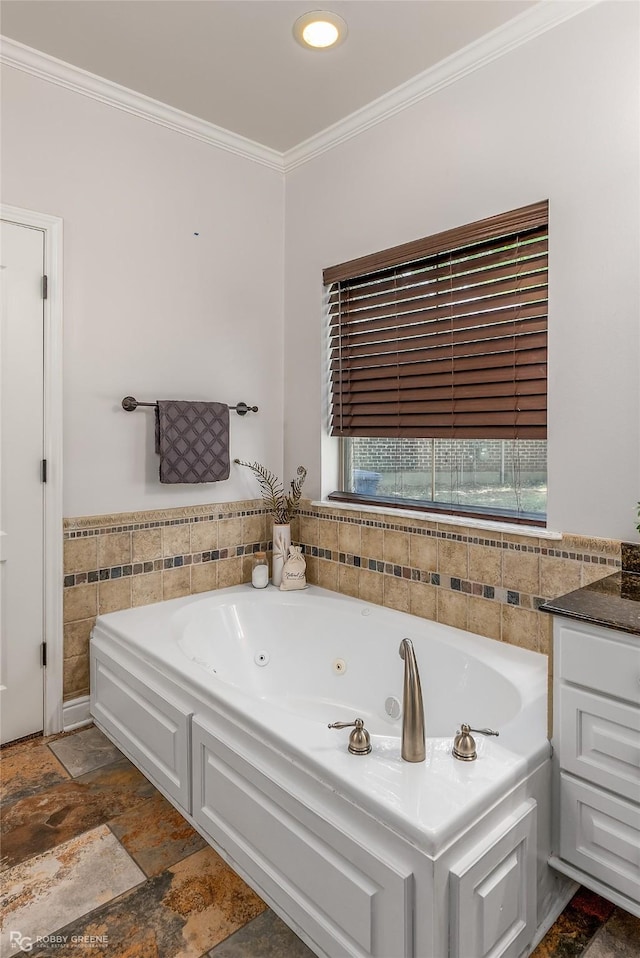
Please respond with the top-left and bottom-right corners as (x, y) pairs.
(399, 638), (426, 762)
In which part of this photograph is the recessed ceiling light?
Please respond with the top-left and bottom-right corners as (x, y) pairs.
(293, 11), (348, 50)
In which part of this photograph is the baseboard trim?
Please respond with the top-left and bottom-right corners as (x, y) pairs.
(63, 694), (92, 731)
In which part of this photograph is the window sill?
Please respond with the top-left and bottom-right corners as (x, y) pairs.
(311, 499), (562, 540)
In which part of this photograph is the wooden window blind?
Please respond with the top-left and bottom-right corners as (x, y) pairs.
(325, 201), (548, 440)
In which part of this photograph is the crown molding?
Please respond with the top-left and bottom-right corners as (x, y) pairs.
(0, 36), (285, 173)
(282, 0), (601, 172)
(1, 1), (599, 175)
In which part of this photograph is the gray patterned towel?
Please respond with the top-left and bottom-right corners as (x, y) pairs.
(155, 400), (230, 483)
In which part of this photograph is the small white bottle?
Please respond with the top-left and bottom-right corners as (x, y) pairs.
(251, 552), (269, 589)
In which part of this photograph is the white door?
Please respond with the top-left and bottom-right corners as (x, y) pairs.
(0, 220), (46, 743)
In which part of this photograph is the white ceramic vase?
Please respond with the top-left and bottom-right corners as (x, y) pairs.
(272, 523), (291, 587)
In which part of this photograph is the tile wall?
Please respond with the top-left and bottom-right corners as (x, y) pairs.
(295, 503), (622, 652)
(63, 500), (270, 700)
(63, 498), (623, 702)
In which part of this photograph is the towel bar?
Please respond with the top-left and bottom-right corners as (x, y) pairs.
(121, 396), (258, 416)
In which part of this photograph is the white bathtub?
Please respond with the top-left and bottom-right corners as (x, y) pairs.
(90, 585), (568, 958)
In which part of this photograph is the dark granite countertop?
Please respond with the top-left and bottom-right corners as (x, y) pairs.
(540, 571), (640, 637)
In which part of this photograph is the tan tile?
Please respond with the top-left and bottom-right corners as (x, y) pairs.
(218, 557), (242, 589)
(191, 561), (218, 594)
(218, 518), (242, 550)
(357, 510), (381, 523)
(64, 537), (98, 575)
(359, 569), (383, 605)
(132, 528), (162, 562)
(304, 555), (319, 585)
(361, 526), (384, 560)
(412, 517), (438, 534)
(468, 596), (501, 641)
(242, 514), (266, 546)
(97, 532), (131, 569)
(383, 530), (409, 566)
(289, 516), (300, 544)
(502, 533), (534, 547)
(500, 605), (539, 652)
(467, 544), (502, 587)
(338, 521), (361, 556)
(437, 522), (475, 540)
(560, 533), (621, 558)
(318, 559), (338, 592)
(132, 572), (163, 607)
(162, 524), (190, 557)
(98, 578), (132, 615)
(502, 551), (540, 594)
(64, 618), (95, 658)
(338, 564), (359, 598)
(537, 612), (553, 656)
(190, 520), (218, 554)
(409, 533), (437, 573)
(241, 555), (254, 584)
(318, 519), (339, 552)
(437, 538), (468, 579)
(540, 556), (582, 599)
(437, 590), (468, 630)
(163, 566), (191, 600)
(383, 575), (410, 613)
(299, 515), (319, 547)
(409, 581), (437, 621)
(63, 652), (89, 698)
(63, 584), (97, 623)
(581, 561), (613, 587)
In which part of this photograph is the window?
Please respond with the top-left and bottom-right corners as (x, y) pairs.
(325, 202), (548, 524)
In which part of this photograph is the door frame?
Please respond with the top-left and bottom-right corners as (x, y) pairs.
(1, 204), (64, 735)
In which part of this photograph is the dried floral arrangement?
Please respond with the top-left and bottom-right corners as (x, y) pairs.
(235, 459), (307, 525)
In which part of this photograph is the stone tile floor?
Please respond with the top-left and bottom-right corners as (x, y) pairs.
(1, 726), (638, 957)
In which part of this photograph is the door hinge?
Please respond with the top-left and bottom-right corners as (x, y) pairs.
(41, 642), (47, 668)
(42, 275), (48, 300)
(41, 459), (48, 483)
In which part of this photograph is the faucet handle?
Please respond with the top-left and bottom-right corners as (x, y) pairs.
(452, 723), (499, 761)
(328, 718), (372, 755)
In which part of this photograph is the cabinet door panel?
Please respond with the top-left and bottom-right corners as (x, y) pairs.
(449, 801), (537, 958)
(560, 774), (640, 903)
(557, 622), (640, 705)
(560, 686), (640, 802)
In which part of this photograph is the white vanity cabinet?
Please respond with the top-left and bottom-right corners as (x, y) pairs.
(551, 617), (640, 917)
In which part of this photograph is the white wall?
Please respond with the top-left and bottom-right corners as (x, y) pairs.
(3, 2), (639, 538)
(1, 66), (285, 518)
(284, 1), (640, 542)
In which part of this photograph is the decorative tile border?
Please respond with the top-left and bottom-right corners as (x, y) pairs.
(299, 544), (554, 612)
(63, 541), (271, 588)
(64, 501), (268, 538)
(298, 505), (622, 567)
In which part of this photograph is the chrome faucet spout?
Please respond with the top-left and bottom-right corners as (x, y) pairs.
(399, 638), (426, 762)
